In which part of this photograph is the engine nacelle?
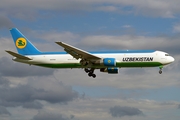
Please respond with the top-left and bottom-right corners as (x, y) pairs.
(103, 58), (116, 67)
(100, 67), (118, 74)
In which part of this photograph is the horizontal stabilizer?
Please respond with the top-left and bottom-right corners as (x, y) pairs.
(5, 50), (32, 60)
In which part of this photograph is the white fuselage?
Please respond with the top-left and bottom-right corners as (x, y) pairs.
(13, 51), (174, 68)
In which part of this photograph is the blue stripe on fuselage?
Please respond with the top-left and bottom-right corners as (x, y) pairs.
(27, 50), (155, 55)
(90, 50), (155, 54)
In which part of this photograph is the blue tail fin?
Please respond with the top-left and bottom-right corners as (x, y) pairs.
(10, 28), (41, 55)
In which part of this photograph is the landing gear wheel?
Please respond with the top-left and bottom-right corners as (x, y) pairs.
(85, 68), (96, 78)
(88, 72), (93, 77)
(159, 66), (163, 74)
(88, 73), (96, 78)
(92, 74), (96, 78)
(85, 68), (90, 73)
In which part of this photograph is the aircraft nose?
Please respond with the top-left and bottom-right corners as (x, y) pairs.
(169, 56), (175, 63)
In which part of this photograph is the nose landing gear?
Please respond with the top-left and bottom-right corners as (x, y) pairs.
(84, 68), (96, 78)
(159, 66), (163, 74)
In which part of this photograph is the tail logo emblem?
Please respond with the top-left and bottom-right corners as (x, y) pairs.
(16, 38), (27, 49)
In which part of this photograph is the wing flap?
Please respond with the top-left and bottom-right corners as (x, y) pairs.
(64, 48), (79, 59)
(5, 50), (32, 60)
(55, 42), (101, 60)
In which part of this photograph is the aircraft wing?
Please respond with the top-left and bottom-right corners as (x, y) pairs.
(55, 42), (101, 60)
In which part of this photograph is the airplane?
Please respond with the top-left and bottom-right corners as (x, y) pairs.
(6, 28), (174, 78)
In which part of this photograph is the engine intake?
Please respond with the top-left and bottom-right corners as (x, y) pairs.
(100, 67), (118, 74)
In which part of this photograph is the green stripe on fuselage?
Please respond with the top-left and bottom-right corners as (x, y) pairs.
(35, 63), (82, 68)
(35, 62), (163, 68)
(116, 62), (162, 67)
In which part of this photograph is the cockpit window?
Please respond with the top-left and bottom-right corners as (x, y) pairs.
(165, 54), (169, 56)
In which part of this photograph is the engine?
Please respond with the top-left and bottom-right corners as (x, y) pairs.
(103, 58), (116, 67)
(100, 67), (118, 74)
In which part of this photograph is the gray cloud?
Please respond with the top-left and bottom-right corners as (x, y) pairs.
(123, 68), (147, 75)
(109, 106), (144, 117)
(0, 0), (92, 11)
(0, 56), (78, 108)
(178, 104), (180, 109)
(79, 35), (180, 56)
(22, 101), (43, 109)
(0, 1), (92, 20)
(0, 76), (9, 86)
(27, 28), (180, 58)
(32, 111), (71, 120)
(0, 57), (55, 77)
(0, 0), (180, 19)
(0, 83), (78, 107)
(0, 106), (11, 116)
(70, 115), (75, 119)
(0, 15), (14, 29)
(0, 76), (78, 110)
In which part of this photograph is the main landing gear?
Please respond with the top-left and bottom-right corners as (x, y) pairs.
(159, 66), (163, 74)
(84, 68), (96, 78)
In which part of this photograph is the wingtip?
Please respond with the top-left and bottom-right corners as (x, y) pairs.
(5, 50), (10, 53)
(55, 41), (63, 44)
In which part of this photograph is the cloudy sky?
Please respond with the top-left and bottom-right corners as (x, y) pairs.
(0, 0), (180, 120)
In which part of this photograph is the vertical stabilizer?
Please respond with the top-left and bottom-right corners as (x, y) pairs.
(10, 28), (41, 55)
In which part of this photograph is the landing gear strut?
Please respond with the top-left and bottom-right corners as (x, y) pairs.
(84, 68), (96, 78)
(84, 68), (90, 73)
(159, 66), (163, 74)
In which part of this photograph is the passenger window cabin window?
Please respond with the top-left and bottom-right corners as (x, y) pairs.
(165, 54), (169, 56)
